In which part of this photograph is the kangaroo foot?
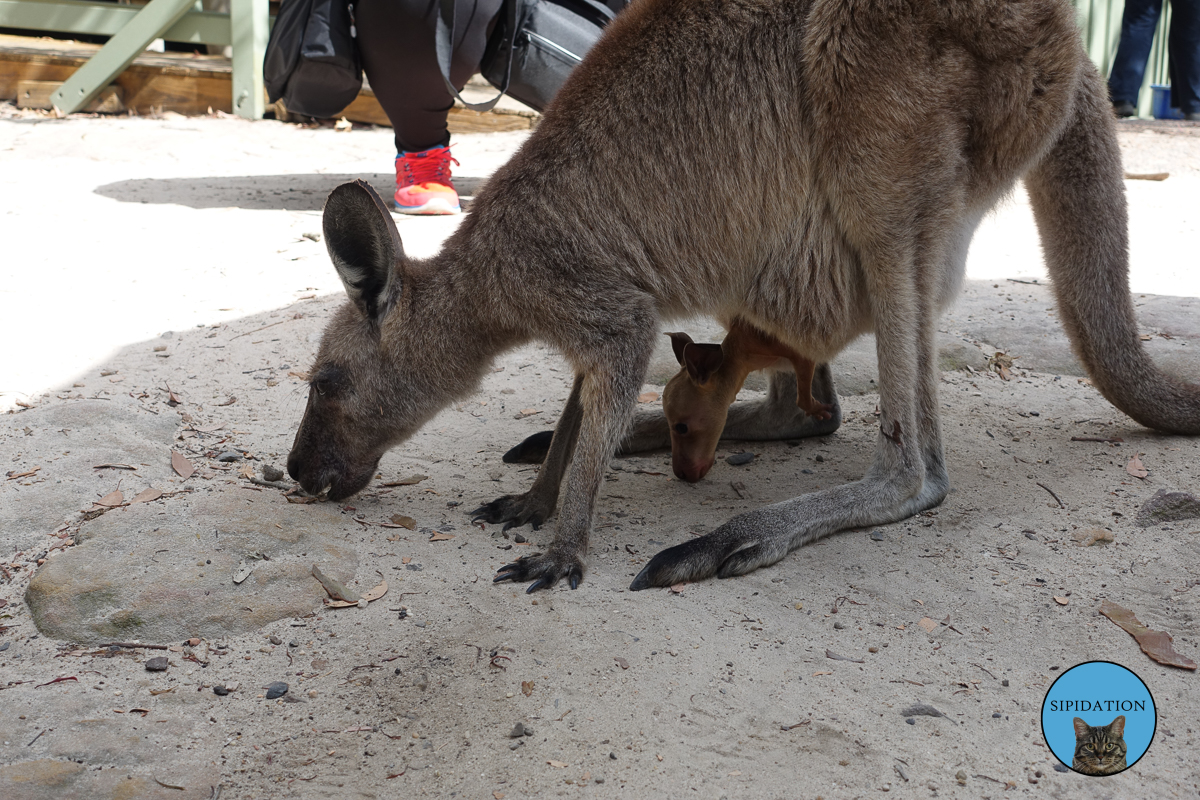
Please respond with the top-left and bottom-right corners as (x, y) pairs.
(494, 551), (585, 592)
(470, 492), (554, 532)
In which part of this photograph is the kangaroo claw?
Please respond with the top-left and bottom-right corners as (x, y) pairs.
(493, 552), (586, 592)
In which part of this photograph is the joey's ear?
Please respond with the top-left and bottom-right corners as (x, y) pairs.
(683, 342), (723, 385)
(667, 332), (694, 365)
(323, 180), (404, 324)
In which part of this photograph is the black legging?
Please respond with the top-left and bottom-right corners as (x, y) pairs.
(356, 0), (504, 153)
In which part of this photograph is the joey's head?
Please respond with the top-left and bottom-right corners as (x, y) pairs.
(288, 180), (467, 501)
(662, 332), (733, 483)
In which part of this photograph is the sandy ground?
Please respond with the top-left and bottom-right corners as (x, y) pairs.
(1, 106), (1199, 799)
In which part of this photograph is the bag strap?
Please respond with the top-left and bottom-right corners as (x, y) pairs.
(436, 0), (517, 113)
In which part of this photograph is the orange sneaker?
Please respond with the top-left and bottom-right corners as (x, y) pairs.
(394, 146), (460, 215)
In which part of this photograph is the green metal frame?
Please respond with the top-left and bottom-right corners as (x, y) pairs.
(0, 0), (268, 118)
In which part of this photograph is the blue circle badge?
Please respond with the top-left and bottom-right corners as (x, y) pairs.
(1041, 661), (1156, 776)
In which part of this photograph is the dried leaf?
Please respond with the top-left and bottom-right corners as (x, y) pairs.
(165, 385), (182, 406)
(515, 408), (541, 419)
(614, 657), (629, 670)
(311, 565), (360, 603)
(325, 579), (387, 608)
(288, 370), (309, 380)
(92, 463), (136, 471)
(669, 582), (686, 594)
(1054, 596), (1069, 605)
(238, 463), (254, 480)
(96, 490), (125, 507)
(383, 474), (427, 487)
(402, 557), (412, 565)
(130, 488), (163, 504)
(428, 532), (455, 542)
(917, 617), (938, 633)
(1126, 453), (1149, 479)
(5, 466), (41, 480)
(637, 391), (659, 403)
(171, 451), (195, 479)
(521, 680), (534, 697)
(1099, 600), (1196, 670)
(390, 515), (417, 530)
(812, 671), (833, 677)
(216, 396), (237, 407)
(493, 793), (505, 800)
(546, 760), (568, 768)
(825, 649), (865, 663)
(35, 676), (79, 688)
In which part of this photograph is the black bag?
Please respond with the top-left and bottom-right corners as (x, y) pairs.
(437, 0), (621, 113)
(264, 0), (363, 119)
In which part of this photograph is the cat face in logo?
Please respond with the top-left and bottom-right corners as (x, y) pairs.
(1072, 715), (1128, 775)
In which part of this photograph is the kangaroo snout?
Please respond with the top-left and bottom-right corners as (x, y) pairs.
(673, 455), (714, 483)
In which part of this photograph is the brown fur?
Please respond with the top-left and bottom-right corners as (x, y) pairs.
(288, 0), (1200, 593)
(664, 321), (832, 482)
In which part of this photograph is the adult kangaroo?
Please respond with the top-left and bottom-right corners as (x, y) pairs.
(287, 0), (1200, 593)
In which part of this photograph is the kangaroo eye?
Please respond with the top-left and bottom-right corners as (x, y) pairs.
(673, 423), (688, 435)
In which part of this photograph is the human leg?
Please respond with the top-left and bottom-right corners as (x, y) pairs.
(1108, 0), (1165, 112)
(355, 0), (502, 211)
(1167, 0), (1200, 115)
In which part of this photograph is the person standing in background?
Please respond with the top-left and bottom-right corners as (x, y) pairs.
(1108, 0), (1200, 121)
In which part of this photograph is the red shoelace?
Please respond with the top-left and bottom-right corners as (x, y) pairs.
(397, 146), (459, 187)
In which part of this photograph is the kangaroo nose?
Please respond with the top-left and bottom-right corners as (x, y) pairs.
(673, 458), (713, 483)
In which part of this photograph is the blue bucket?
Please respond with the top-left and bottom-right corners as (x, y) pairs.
(1150, 84), (1183, 120)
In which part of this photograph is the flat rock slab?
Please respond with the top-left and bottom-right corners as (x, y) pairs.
(25, 490), (359, 643)
(0, 398), (179, 551)
(0, 758), (217, 800)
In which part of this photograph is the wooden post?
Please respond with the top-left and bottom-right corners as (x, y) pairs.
(230, 0), (267, 119)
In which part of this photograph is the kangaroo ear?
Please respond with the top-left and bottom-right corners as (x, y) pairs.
(667, 332), (694, 365)
(683, 342), (724, 385)
(322, 180), (404, 324)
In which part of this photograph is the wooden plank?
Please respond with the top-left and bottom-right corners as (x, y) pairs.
(16, 78), (123, 111)
(1, 35), (537, 127)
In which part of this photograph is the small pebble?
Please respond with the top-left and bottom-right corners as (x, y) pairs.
(833, 621), (845, 630)
(870, 531), (885, 541)
(993, 713), (1002, 718)
(509, 722), (527, 738)
(725, 452), (755, 466)
(187, 638), (200, 646)
(868, 646), (879, 653)
(269, 635), (282, 645)
(514, 534), (526, 544)
(217, 451), (242, 462)
(289, 641), (299, 648)
(508, 740), (524, 751)
(265, 681), (289, 699)
(609, 752), (617, 760)
(1002, 679), (1010, 687)
(814, 455), (825, 462)
(956, 770), (967, 785)
(1053, 763), (1070, 773)
(145, 656), (169, 672)
(213, 685), (229, 696)
(262, 464), (285, 482)
(905, 718), (915, 725)
(801, 468), (813, 474)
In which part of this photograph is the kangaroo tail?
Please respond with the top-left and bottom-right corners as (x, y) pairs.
(1024, 66), (1200, 435)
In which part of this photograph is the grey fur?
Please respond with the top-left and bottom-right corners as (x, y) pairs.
(288, 0), (1200, 593)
